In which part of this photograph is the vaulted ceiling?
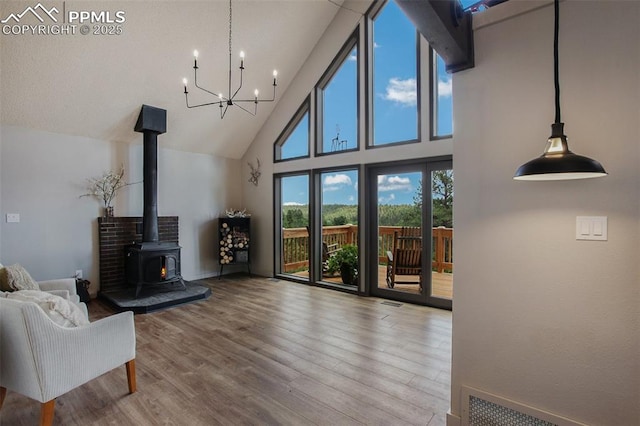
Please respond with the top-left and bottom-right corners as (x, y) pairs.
(1, 0), (369, 159)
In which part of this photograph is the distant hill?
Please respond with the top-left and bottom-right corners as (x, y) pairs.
(283, 204), (429, 228)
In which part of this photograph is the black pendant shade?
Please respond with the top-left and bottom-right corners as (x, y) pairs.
(514, 123), (607, 181)
(513, 0), (607, 181)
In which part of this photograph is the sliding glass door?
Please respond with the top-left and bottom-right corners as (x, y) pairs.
(367, 159), (452, 308)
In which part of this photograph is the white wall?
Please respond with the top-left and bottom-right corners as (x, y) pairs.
(0, 125), (241, 294)
(450, 1), (639, 424)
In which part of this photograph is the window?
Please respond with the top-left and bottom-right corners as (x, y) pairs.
(274, 98), (310, 162)
(431, 49), (453, 139)
(318, 168), (359, 287)
(275, 174), (310, 279)
(317, 31), (358, 154)
(371, 0), (419, 146)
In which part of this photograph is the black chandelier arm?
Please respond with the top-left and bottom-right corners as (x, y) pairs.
(220, 102), (230, 119)
(193, 67), (226, 100)
(232, 101), (257, 116)
(553, 0), (561, 124)
(230, 66), (244, 100)
(185, 95), (224, 109)
(232, 84), (277, 103)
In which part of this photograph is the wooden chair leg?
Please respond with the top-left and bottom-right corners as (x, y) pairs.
(125, 359), (137, 394)
(40, 400), (55, 426)
(0, 386), (7, 410)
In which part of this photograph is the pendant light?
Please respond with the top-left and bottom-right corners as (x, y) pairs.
(514, 0), (607, 181)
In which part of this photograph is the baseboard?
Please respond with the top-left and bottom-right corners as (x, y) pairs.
(446, 411), (461, 426)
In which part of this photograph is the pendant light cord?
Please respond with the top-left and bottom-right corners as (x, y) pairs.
(554, 0), (561, 124)
(228, 0), (232, 100)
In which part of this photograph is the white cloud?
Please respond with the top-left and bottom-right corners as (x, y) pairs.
(379, 193), (396, 204)
(374, 42), (381, 49)
(378, 175), (412, 192)
(382, 78), (417, 106)
(325, 174), (352, 186)
(438, 76), (452, 98)
(324, 173), (352, 191)
(283, 202), (304, 206)
(347, 47), (357, 62)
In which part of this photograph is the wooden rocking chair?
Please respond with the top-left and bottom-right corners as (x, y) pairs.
(386, 227), (422, 291)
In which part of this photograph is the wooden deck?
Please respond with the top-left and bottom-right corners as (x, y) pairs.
(289, 266), (453, 300)
(1, 276), (452, 425)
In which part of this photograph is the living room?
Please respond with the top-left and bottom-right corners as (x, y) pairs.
(1, 0), (638, 425)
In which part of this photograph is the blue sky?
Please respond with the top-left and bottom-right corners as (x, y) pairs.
(282, 0), (453, 206)
(282, 170), (422, 206)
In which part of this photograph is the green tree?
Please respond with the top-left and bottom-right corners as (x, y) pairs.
(413, 170), (454, 228)
(331, 215), (348, 226)
(283, 208), (306, 228)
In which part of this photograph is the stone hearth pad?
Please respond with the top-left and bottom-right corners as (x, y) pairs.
(99, 281), (211, 314)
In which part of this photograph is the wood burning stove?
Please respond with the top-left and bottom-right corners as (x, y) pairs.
(126, 105), (185, 298)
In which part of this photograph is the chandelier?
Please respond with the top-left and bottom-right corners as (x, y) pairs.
(182, 0), (278, 119)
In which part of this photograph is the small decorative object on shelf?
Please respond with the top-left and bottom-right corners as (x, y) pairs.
(218, 216), (251, 278)
(225, 208), (251, 218)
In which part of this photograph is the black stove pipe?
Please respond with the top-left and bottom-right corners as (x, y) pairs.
(134, 105), (167, 244)
(142, 132), (159, 242)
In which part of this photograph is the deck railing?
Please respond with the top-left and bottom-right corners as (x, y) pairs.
(282, 225), (453, 273)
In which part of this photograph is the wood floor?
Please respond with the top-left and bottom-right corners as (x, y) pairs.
(1, 276), (452, 426)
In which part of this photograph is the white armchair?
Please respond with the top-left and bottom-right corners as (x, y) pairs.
(37, 278), (81, 303)
(0, 297), (136, 426)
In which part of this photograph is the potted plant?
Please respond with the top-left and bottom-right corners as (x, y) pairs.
(326, 244), (358, 285)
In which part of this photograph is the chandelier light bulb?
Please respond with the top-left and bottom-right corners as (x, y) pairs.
(193, 50), (199, 58)
(273, 70), (278, 77)
(182, 78), (188, 86)
(218, 93), (223, 100)
(239, 51), (245, 59)
(254, 89), (259, 97)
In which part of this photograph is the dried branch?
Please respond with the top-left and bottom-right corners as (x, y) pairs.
(80, 164), (134, 208)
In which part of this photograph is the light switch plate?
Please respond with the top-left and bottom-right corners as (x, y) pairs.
(6, 213), (20, 223)
(576, 216), (607, 241)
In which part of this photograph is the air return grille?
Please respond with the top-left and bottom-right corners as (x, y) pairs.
(462, 387), (586, 426)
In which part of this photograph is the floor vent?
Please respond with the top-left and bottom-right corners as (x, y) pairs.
(381, 301), (403, 307)
(462, 387), (586, 426)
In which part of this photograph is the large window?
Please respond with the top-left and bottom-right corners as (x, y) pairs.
(274, 98), (310, 162)
(372, 0), (419, 146)
(431, 49), (453, 139)
(317, 31), (358, 154)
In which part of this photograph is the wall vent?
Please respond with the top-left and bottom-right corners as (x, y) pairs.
(461, 386), (586, 426)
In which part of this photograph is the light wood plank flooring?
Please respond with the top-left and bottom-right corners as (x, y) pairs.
(1, 276), (452, 425)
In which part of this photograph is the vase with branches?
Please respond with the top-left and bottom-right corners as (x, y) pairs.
(81, 165), (133, 217)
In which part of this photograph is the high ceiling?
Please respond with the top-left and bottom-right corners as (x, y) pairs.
(0, 0), (368, 159)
